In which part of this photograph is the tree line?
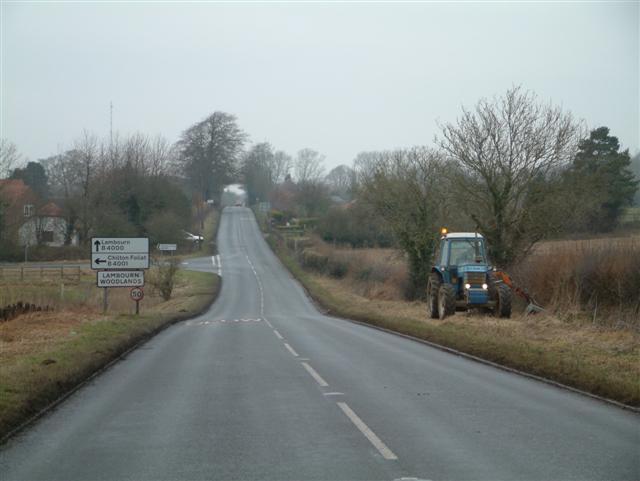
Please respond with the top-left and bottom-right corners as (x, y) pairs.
(237, 87), (639, 298)
(1, 86), (638, 284)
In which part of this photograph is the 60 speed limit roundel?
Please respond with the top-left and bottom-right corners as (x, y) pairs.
(130, 287), (144, 301)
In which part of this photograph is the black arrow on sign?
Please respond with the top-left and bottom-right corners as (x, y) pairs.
(94, 240), (101, 252)
(94, 258), (107, 265)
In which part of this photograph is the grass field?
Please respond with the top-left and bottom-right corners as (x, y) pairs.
(0, 268), (219, 438)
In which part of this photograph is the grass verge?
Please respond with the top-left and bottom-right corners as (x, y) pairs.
(0, 269), (220, 439)
(266, 234), (640, 408)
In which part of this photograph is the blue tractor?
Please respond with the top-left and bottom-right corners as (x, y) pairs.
(426, 230), (512, 319)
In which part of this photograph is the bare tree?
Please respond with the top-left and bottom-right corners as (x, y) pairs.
(295, 148), (325, 183)
(149, 135), (174, 176)
(176, 111), (246, 201)
(325, 164), (355, 199)
(74, 130), (99, 244)
(123, 132), (150, 173)
(0, 139), (21, 178)
(355, 147), (449, 297)
(438, 86), (584, 266)
(272, 150), (292, 184)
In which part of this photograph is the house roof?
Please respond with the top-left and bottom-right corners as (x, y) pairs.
(39, 202), (63, 217)
(0, 179), (31, 201)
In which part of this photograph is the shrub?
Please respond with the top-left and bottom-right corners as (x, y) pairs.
(327, 258), (348, 278)
(512, 238), (640, 327)
(299, 249), (329, 273)
(148, 258), (180, 301)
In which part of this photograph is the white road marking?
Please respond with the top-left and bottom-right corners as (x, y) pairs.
(301, 362), (329, 387)
(284, 343), (299, 357)
(337, 402), (398, 461)
(244, 253), (264, 316)
(264, 318), (273, 328)
(216, 255), (222, 276)
(323, 392), (344, 396)
(273, 330), (284, 340)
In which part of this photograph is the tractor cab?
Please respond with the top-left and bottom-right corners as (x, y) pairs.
(427, 229), (512, 319)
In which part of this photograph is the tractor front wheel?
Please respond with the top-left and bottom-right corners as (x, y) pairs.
(495, 283), (512, 318)
(427, 273), (441, 319)
(438, 283), (456, 320)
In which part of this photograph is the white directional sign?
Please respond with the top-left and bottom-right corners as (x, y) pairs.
(91, 253), (149, 269)
(92, 237), (148, 254)
(157, 243), (177, 251)
(97, 271), (144, 287)
(91, 237), (149, 270)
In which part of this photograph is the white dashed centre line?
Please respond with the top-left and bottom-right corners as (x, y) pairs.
(337, 402), (398, 461)
(301, 362), (329, 387)
(284, 343), (299, 357)
(273, 330), (284, 340)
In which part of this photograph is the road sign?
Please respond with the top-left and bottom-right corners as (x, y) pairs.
(97, 270), (144, 288)
(91, 237), (149, 270)
(92, 237), (148, 254)
(130, 287), (144, 301)
(157, 243), (177, 251)
(91, 253), (149, 269)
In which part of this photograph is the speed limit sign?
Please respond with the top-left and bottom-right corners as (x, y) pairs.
(130, 287), (144, 301)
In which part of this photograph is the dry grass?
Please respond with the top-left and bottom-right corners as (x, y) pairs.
(0, 269), (219, 438)
(514, 236), (640, 328)
(299, 237), (411, 300)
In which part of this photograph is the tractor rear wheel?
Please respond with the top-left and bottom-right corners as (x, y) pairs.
(438, 283), (456, 320)
(426, 273), (441, 319)
(495, 283), (512, 318)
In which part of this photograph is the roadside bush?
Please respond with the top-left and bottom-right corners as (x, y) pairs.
(0, 244), (87, 262)
(0, 241), (23, 262)
(317, 204), (394, 248)
(148, 258), (180, 301)
(327, 258), (348, 278)
(299, 249), (329, 273)
(512, 239), (640, 327)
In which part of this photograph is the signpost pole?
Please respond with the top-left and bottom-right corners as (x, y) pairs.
(135, 299), (140, 315)
(103, 287), (108, 313)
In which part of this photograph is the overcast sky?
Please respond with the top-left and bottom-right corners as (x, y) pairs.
(1, 1), (638, 171)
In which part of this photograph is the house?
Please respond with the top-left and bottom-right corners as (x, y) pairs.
(19, 202), (78, 247)
(0, 179), (77, 247)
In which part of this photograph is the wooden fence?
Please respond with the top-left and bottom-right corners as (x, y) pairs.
(0, 266), (82, 282)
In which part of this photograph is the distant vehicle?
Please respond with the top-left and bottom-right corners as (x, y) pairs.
(183, 231), (203, 243)
(426, 229), (512, 319)
(235, 201), (243, 207)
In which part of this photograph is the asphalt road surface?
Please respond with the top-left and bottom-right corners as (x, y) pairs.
(1, 207), (638, 480)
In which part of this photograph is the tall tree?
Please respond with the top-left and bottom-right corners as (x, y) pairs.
(0, 139), (21, 179)
(325, 164), (356, 200)
(272, 150), (292, 184)
(176, 112), (246, 201)
(295, 148), (325, 183)
(242, 142), (276, 205)
(570, 127), (638, 231)
(355, 147), (449, 298)
(438, 86), (583, 266)
(632, 152), (640, 205)
(11, 161), (50, 200)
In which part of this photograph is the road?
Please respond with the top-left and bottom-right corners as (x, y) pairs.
(1, 207), (638, 480)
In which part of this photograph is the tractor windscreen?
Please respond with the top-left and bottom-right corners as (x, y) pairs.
(449, 239), (486, 265)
